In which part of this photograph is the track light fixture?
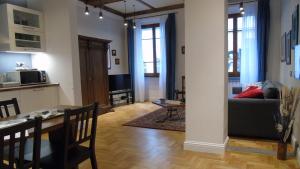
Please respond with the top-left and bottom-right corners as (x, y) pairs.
(99, 0), (104, 20)
(124, 0), (127, 27)
(239, 2), (244, 11)
(241, 9), (245, 15)
(133, 4), (136, 29)
(84, 1), (90, 16)
(133, 22), (136, 29)
(124, 20), (128, 27)
(99, 9), (103, 20)
(84, 6), (90, 15)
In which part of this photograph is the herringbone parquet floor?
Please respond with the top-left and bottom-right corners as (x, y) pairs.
(79, 102), (300, 169)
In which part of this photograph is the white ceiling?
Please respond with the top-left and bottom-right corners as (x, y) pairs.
(106, 0), (184, 13)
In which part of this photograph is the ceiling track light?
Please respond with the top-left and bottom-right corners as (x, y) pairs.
(124, 20), (128, 27)
(84, 1), (90, 16)
(239, 2), (244, 11)
(99, 9), (103, 20)
(99, 0), (104, 20)
(241, 9), (245, 15)
(124, 0), (128, 27)
(133, 4), (136, 29)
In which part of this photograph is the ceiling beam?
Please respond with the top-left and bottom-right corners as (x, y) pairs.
(103, 5), (125, 17)
(85, 0), (123, 5)
(79, 0), (125, 17)
(136, 0), (155, 9)
(126, 3), (184, 17)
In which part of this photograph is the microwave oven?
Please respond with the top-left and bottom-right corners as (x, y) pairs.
(6, 70), (47, 85)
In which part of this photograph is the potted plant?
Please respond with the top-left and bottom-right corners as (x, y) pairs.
(274, 86), (300, 160)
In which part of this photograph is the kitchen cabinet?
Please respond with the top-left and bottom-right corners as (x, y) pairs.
(0, 3), (45, 52)
(20, 86), (58, 113)
(0, 85), (58, 113)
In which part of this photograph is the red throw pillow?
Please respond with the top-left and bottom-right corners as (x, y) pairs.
(234, 86), (264, 98)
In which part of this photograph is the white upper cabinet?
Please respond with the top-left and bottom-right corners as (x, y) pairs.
(0, 4), (45, 52)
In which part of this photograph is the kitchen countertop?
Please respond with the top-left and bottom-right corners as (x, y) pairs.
(0, 83), (59, 92)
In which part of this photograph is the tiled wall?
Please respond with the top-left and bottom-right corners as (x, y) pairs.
(0, 52), (32, 72)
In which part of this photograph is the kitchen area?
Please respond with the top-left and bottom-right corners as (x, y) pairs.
(0, 1), (60, 113)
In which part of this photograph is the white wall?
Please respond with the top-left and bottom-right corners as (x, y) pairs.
(184, 0), (228, 154)
(267, 0), (281, 81)
(30, 0), (82, 106)
(175, 9), (185, 90)
(76, 2), (128, 75)
(280, 0), (300, 153)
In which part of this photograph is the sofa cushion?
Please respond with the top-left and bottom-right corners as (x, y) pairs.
(262, 81), (280, 99)
(234, 86), (264, 98)
(263, 87), (279, 99)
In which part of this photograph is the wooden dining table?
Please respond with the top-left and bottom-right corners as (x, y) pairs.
(0, 105), (80, 136)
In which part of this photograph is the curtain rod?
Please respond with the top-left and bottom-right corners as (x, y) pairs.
(129, 12), (178, 20)
(228, 0), (257, 5)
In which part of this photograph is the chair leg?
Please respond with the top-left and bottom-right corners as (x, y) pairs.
(90, 152), (98, 169)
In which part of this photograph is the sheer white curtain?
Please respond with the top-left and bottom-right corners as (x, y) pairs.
(134, 16), (167, 101)
(134, 21), (145, 102)
(240, 2), (258, 85)
(158, 16), (167, 98)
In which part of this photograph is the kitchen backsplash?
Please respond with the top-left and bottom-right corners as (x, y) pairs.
(0, 52), (32, 72)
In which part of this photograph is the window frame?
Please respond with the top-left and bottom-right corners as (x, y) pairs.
(141, 23), (160, 77)
(228, 13), (242, 77)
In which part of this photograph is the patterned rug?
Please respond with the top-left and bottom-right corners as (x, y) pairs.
(123, 108), (185, 132)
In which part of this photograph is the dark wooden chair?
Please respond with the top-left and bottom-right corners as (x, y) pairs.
(0, 98), (21, 118)
(0, 117), (42, 169)
(39, 103), (99, 169)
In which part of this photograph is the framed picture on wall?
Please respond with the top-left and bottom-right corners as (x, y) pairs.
(112, 49), (117, 56)
(281, 33), (286, 62)
(292, 5), (299, 48)
(115, 58), (120, 65)
(286, 31), (292, 65)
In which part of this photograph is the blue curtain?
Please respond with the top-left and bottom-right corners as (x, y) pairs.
(257, 0), (270, 81)
(165, 14), (176, 100)
(127, 20), (135, 103)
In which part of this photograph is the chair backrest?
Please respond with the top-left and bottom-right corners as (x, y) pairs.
(63, 103), (99, 164)
(0, 117), (42, 169)
(0, 98), (21, 118)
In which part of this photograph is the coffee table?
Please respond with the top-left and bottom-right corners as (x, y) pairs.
(152, 99), (185, 123)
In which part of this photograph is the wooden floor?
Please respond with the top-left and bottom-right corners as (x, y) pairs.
(79, 103), (300, 169)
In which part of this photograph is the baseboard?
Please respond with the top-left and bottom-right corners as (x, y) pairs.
(184, 137), (229, 155)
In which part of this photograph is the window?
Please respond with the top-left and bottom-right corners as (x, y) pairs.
(142, 23), (160, 77)
(228, 14), (243, 77)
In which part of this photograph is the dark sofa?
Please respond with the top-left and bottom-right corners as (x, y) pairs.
(228, 81), (281, 140)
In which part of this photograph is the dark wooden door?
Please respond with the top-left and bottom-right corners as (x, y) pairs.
(78, 36), (111, 111)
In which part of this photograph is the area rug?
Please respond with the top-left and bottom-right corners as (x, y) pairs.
(123, 108), (185, 132)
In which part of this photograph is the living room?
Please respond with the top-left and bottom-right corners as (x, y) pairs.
(0, 0), (299, 168)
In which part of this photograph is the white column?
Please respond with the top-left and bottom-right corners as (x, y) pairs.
(184, 0), (228, 154)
